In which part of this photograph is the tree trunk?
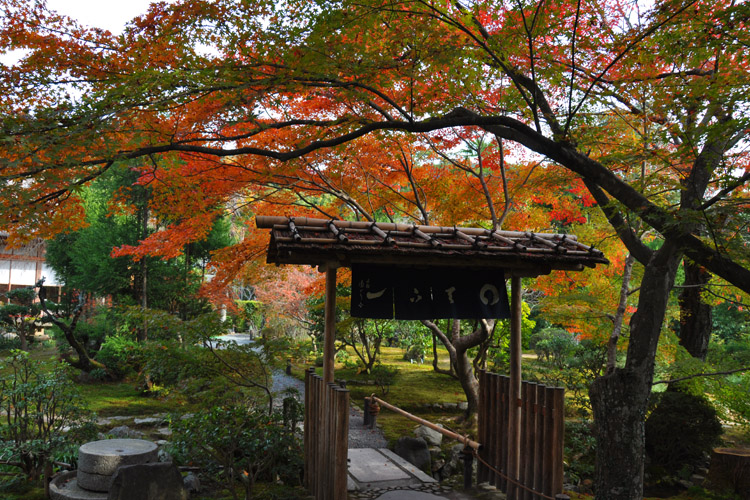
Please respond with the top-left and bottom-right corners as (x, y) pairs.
(678, 260), (712, 360)
(422, 319), (492, 420)
(590, 244), (681, 500)
(455, 347), (480, 416)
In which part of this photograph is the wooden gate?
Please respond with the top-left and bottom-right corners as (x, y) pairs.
(477, 370), (565, 500)
(304, 368), (349, 500)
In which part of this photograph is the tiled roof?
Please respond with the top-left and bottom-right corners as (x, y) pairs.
(256, 216), (608, 277)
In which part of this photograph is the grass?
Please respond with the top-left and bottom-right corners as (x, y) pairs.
(78, 382), (186, 417)
(2, 343), (190, 417)
(295, 345), (476, 447)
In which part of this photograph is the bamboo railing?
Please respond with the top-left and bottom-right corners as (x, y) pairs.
(478, 370), (565, 500)
(305, 368), (349, 500)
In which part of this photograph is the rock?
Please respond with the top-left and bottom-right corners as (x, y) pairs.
(156, 427), (172, 437)
(690, 474), (705, 486)
(448, 444), (464, 470)
(157, 447), (172, 463)
(431, 458), (445, 474)
(429, 446), (442, 460)
(183, 472), (200, 494)
(457, 402), (468, 411)
(108, 462), (188, 500)
(678, 479), (693, 490)
(78, 439), (158, 492)
(134, 417), (164, 426)
(394, 437), (431, 471)
(443, 403), (457, 410)
(106, 426), (145, 439)
(414, 424), (443, 446)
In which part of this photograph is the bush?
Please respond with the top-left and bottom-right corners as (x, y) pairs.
(368, 364), (398, 395)
(403, 344), (426, 363)
(564, 420), (596, 486)
(169, 404), (302, 499)
(645, 389), (723, 475)
(531, 328), (577, 367)
(95, 335), (143, 379)
(0, 333), (21, 351)
(0, 351), (96, 482)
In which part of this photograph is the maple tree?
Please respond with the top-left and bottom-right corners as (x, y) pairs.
(2, 0), (750, 497)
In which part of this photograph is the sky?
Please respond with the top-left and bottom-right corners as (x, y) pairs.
(46, 0), (160, 34)
(0, 0), (167, 65)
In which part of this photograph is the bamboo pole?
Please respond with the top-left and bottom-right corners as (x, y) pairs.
(493, 374), (503, 489)
(304, 369), (311, 490)
(371, 396), (481, 450)
(256, 215), (580, 241)
(326, 383), (336, 500)
(334, 386), (350, 500)
(534, 385), (545, 499)
(508, 276), (523, 498)
(543, 387), (556, 496)
(323, 265), (337, 384)
(498, 375), (508, 492)
(552, 387), (565, 496)
(478, 370), (489, 484)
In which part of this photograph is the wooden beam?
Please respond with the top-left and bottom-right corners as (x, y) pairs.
(508, 275), (523, 496)
(323, 265), (338, 384)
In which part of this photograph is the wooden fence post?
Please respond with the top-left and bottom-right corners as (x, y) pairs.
(509, 276), (523, 499)
(478, 369), (488, 485)
(334, 385), (349, 500)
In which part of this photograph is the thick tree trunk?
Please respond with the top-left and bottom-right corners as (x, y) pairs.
(678, 260), (712, 360)
(590, 244), (681, 500)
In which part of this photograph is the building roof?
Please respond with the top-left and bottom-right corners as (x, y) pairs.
(256, 216), (608, 277)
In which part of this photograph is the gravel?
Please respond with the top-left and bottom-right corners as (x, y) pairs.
(271, 370), (388, 449)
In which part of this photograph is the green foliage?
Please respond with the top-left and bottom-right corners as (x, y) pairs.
(229, 300), (264, 333)
(0, 288), (42, 350)
(45, 164), (230, 319)
(169, 403), (302, 500)
(712, 302), (750, 343)
(645, 389), (723, 475)
(0, 351), (96, 481)
(564, 420), (596, 486)
(527, 336), (607, 417)
(368, 363), (398, 396)
(489, 302), (536, 369)
(531, 327), (578, 367)
(94, 335), (142, 379)
(0, 334), (21, 351)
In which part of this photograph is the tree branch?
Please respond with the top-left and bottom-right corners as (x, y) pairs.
(653, 366), (750, 386)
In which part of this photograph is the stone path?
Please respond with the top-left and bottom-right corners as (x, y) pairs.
(270, 371), (485, 499)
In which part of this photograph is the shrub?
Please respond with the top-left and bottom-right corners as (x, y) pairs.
(95, 335), (143, 379)
(564, 420), (596, 486)
(368, 363), (398, 395)
(531, 328), (577, 367)
(0, 333), (21, 351)
(169, 404), (302, 500)
(0, 351), (96, 482)
(645, 389), (723, 475)
(403, 344), (426, 363)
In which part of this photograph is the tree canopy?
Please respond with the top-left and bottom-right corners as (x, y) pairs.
(2, 0), (749, 498)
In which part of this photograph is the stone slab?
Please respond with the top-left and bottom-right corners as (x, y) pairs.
(76, 470), (112, 493)
(78, 439), (158, 475)
(49, 471), (108, 500)
(378, 448), (438, 483)
(348, 448), (411, 483)
(374, 492), (446, 500)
